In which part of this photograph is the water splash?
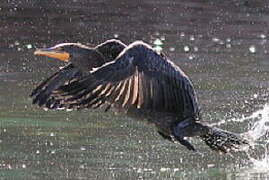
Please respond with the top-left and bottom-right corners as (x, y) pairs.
(244, 104), (269, 141)
(243, 104), (269, 171)
(212, 104), (269, 170)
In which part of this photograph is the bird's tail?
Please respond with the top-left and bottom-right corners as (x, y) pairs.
(200, 126), (249, 153)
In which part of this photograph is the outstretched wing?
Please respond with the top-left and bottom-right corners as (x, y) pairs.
(30, 63), (82, 107)
(43, 43), (200, 118)
(31, 39), (127, 108)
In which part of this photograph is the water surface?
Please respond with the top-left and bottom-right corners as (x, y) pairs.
(0, 1), (269, 179)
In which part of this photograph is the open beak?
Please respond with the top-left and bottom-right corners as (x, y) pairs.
(34, 47), (70, 62)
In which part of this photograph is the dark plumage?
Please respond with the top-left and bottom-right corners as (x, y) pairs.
(31, 39), (248, 153)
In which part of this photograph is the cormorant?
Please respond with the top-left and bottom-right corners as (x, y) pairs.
(31, 39), (248, 153)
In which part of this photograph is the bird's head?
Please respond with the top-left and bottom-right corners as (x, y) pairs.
(34, 43), (94, 62)
(34, 43), (105, 71)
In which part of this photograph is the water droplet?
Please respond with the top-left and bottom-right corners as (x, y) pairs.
(188, 55), (195, 60)
(79, 164), (85, 169)
(169, 47), (175, 52)
(160, 167), (170, 172)
(259, 34), (266, 39)
(190, 35), (195, 41)
(153, 38), (163, 46)
(144, 168), (153, 172)
(207, 164), (215, 168)
(137, 168), (143, 173)
(249, 45), (256, 53)
(226, 44), (231, 48)
(183, 46), (190, 52)
(26, 44), (33, 49)
(113, 34), (119, 38)
(212, 37), (220, 43)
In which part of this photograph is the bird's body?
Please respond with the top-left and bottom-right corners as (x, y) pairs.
(32, 39), (248, 153)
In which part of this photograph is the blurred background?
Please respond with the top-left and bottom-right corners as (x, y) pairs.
(0, 0), (269, 179)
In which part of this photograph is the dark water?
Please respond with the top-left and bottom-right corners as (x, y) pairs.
(1, 1), (269, 179)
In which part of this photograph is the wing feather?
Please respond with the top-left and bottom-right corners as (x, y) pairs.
(32, 42), (199, 118)
(131, 69), (139, 105)
(31, 64), (81, 107)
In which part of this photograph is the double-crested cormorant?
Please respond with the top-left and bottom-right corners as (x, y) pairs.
(31, 39), (248, 153)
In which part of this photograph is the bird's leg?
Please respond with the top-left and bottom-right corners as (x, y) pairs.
(172, 135), (196, 151)
(173, 118), (249, 153)
(157, 130), (196, 151)
(157, 131), (173, 142)
(172, 118), (209, 151)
